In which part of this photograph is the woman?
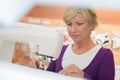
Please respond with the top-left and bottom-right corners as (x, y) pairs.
(47, 7), (115, 80)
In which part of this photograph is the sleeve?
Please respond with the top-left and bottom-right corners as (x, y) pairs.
(84, 72), (93, 80)
(46, 60), (56, 72)
(97, 49), (115, 80)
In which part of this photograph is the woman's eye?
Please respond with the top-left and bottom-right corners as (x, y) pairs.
(67, 23), (72, 26)
(77, 23), (83, 25)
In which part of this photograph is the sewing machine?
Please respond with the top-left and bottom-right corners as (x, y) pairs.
(0, 22), (64, 64)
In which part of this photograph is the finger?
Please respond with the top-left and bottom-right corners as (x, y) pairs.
(59, 69), (69, 75)
(58, 70), (65, 74)
(65, 73), (77, 77)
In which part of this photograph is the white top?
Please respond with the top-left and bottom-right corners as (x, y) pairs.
(62, 44), (101, 70)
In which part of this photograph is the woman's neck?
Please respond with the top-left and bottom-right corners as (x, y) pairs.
(72, 38), (95, 55)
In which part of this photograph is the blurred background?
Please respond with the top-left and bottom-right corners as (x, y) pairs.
(0, 0), (120, 80)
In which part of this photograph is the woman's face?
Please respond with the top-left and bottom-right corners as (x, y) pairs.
(66, 12), (92, 43)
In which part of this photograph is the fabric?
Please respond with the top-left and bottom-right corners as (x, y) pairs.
(47, 45), (115, 80)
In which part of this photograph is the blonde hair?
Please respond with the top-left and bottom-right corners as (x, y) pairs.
(63, 7), (98, 30)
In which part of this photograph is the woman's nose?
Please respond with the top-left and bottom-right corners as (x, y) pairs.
(71, 25), (77, 32)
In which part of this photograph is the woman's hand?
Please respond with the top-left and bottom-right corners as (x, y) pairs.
(28, 54), (41, 68)
(58, 64), (84, 78)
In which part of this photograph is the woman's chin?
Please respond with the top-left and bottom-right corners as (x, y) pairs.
(72, 38), (80, 42)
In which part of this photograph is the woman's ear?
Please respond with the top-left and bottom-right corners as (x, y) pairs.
(90, 27), (93, 31)
(90, 25), (95, 31)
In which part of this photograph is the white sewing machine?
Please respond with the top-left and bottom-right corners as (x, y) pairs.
(0, 22), (64, 63)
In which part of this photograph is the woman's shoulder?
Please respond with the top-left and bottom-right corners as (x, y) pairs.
(100, 47), (113, 54)
(98, 47), (114, 58)
(56, 45), (69, 59)
(92, 47), (114, 65)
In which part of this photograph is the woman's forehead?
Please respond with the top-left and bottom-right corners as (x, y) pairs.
(67, 12), (86, 22)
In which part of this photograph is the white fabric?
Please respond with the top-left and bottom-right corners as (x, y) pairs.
(62, 44), (101, 70)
